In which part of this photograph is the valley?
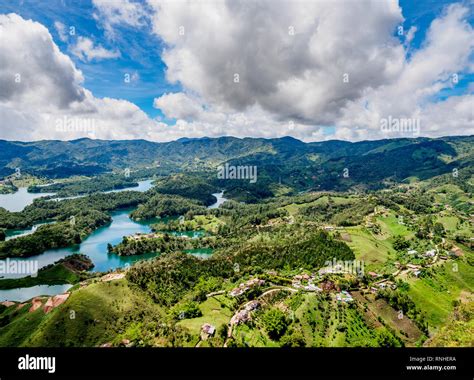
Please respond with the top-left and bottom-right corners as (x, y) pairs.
(0, 136), (472, 348)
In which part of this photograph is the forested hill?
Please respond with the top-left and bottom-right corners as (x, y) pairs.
(0, 135), (472, 191)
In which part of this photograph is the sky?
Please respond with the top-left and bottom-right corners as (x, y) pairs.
(0, 0), (472, 142)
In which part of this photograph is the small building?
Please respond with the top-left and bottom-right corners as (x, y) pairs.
(336, 291), (353, 303)
(424, 249), (436, 257)
(201, 323), (216, 340)
(407, 249), (418, 255)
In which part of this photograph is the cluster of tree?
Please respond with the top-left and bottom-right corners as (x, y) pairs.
(0, 191), (148, 230)
(170, 301), (202, 320)
(152, 174), (218, 206)
(261, 308), (289, 340)
(414, 215), (445, 240)
(108, 234), (216, 256)
(127, 252), (234, 305)
(127, 226), (354, 305)
(0, 222), (81, 258)
(392, 235), (410, 251)
(0, 210), (111, 258)
(0, 191), (152, 257)
(130, 194), (207, 220)
(0, 180), (17, 194)
(387, 190), (434, 214)
(28, 174), (140, 197)
(299, 198), (374, 226)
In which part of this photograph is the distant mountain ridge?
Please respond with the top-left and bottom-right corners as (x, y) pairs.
(0, 135), (472, 191)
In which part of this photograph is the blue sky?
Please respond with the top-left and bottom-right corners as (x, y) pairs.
(0, 0), (179, 119)
(0, 0), (472, 141)
(0, 0), (467, 118)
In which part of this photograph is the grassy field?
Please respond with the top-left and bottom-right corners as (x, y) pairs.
(176, 295), (232, 338)
(283, 195), (354, 216)
(0, 279), (164, 347)
(0, 303), (47, 347)
(407, 260), (474, 331)
(377, 213), (414, 239)
(344, 227), (394, 270)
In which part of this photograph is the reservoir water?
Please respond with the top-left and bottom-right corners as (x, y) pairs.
(0, 284), (73, 302)
(208, 191), (226, 209)
(0, 209), (158, 280)
(0, 189), (226, 301)
(0, 179), (154, 211)
(0, 187), (55, 212)
(5, 220), (56, 241)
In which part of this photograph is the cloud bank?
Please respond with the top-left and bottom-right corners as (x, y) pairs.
(0, 1), (472, 142)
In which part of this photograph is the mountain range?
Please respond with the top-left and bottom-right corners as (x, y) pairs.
(0, 135), (472, 192)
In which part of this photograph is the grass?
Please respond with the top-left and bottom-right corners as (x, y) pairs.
(233, 323), (278, 347)
(437, 216), (459, 231)
(177, 296), (232, 337)
(377, 213), (414, 238)
(345, 227), (394, 269)
(407, 260), (474, 331)
(14, 279), (163, 347)
(282, 195), (354, 216)
(0, 303), (46, 347)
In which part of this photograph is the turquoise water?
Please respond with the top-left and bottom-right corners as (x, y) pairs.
(0, 284), (73, 302)
(0, 186), (222, 301)
(5, 220), (56, 241)
(0, 180), (154, 211)
(184, 248), (213, 259)
(0, 187), (55, 212)
(1, 209), (159, 280)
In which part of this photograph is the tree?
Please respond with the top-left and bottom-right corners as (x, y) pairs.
(392, 235), (409, 251)
(262, 309), (289, 340)
(433, 222), (445, 237)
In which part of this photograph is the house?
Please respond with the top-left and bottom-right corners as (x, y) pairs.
(424, 249), (436, 257)
(336, 291), (353, 303)
(320, 281), (337, 292)
(304, 283), (322, 292)
(229, 301), (261, 326)
(201, 323), (216, 340)
(367, 271), (379, 278)
(229, 278), (265, 297)
(413, 270), (421, 277)
(246, 301), (260, 311)
(201, 323), (216, 336)
(449, 247), (463, 257)
(229, 287), (246, 297)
